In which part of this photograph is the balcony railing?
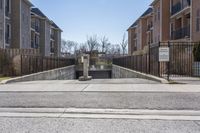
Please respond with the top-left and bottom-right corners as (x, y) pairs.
(171, 0), (191, 16)
(171, 25), (190, 40)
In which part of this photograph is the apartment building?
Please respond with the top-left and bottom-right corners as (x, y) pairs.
(50, 22), (62, 57)
(128, 0), (200, 54)
(31, 8), (51, 57)
(170, 0), (200, 42)
(128, 8), (153, 55)
(0, 0), (32, 49)
(31, 8), (62, 57)
(151, 0), (171, 43)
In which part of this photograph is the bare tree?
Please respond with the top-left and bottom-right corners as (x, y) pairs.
(86, 35), (99, 53)
(108, 44), (121, 56)
(120, 33), (128, 56)
(100, 36), (111, 54)
(61, 39), (78, 54)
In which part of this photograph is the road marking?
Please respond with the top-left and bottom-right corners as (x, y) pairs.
(1, 108), (200, 121)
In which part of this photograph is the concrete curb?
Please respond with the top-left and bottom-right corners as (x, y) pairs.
(112, 65), (169, 84)
(0, 65), (75, 84)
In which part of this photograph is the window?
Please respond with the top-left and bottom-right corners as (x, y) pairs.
(0, 29), (2, 41)
(5, 24), (11, 44)
(5, 0), (10, 16)
(0, 0), (3, 10)
(158, 7), (160, 20)
(197, 9), (200, 32)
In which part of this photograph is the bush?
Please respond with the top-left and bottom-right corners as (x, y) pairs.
(193, 42), (200, 62)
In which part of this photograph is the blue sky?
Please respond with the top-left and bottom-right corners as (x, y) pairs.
(30, 0), (152, 44)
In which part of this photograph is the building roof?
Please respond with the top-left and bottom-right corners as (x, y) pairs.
(51, 21), (63, 32)
(31, 8), (62, 32)
(141, 8), (153, 18)
(31, 8), (46, 18)
(127, 8), (153, 30)
(150, 0), (160, 6)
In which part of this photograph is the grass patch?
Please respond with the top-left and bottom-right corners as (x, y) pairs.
(0, 77), (11, 82)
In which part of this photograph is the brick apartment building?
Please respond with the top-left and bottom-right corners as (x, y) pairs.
(128, 0), (200, 55)
(128, 8), (153, 55)
(0, 0), (62, 57)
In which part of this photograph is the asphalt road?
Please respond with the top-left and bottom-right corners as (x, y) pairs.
(0, 92), (199, 110)
(0, 118), (200, 133)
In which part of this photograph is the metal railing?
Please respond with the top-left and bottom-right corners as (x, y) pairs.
(171, 25), (190, 40)
(113, 42), (200, 80)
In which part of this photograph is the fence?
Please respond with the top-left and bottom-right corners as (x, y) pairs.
(0, 48), (75, 76)
(113, 54), (148, 74)
(0, 49), (40, 76)
(113, 42), (200, 80)
(20, 55), (75, 75)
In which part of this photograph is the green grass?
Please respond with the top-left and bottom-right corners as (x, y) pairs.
(0, 77), (11, 82)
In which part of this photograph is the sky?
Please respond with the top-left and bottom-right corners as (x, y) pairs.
(30, 0), (153, 44)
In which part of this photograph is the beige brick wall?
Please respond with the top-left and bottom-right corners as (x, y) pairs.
(153, 0), (161, 43)
(128, 28), (136, 55)
(161, 0), (170, 41)
(192, 0), (200, 42)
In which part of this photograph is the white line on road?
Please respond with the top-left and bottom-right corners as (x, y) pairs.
(1, 108), (200, 121)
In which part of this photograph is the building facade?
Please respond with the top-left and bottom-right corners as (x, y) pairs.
(128, 8), (153, 55)
(0, 0), (32, 49)
(128, 0), (200, 55)
(31, 8), (62, 57)
(0, 0), (62, 57)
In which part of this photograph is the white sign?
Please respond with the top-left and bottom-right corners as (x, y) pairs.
(159, 47), (169, 62)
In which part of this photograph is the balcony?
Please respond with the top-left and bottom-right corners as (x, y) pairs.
(171, 25), (190, 40)
(171, 0), (191, 16)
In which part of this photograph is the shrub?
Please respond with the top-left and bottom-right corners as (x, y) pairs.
(193, 42), (200, 62)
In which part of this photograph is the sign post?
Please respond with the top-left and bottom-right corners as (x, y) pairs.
(159, 47), (169, 62)
(159, 46), (170, 80)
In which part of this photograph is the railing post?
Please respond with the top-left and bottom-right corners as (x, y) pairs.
(148, 44), (151, 74)
(158, 42), (160, 77)
(167, 41), (170, 81)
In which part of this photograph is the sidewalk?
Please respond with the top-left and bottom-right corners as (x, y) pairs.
(0, 79), (200, 92)
(169, 77), (200, 84)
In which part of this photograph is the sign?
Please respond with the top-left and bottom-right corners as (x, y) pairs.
(159, 47), (169, 62)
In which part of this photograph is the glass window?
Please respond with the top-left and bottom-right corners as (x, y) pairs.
(0, 29), (2, 41)
(0, 0), (3, 10)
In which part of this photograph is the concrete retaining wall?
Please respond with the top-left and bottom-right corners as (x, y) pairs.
(112, 65), (168, 83)
(1, 65), (75, 84)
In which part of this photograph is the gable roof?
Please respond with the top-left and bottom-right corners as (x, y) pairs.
(31, 8), (46, 18)
(127, 7), (153, 30)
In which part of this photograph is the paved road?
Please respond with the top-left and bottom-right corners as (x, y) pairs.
(0, 92), (200, 110)
(0, 118), (200, 133)
(0, 79), (200, 132)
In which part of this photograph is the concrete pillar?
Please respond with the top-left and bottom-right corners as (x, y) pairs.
(79, 54), (92, 81)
